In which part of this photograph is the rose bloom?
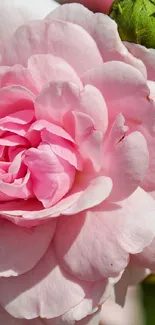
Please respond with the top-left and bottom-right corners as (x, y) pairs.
(1, 1), (155, 325)
(57, 0), (112, 14)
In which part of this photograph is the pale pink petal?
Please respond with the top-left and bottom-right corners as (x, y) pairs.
(24, 143), (75, 208)
(0, 86), (34, 118)
(28, 120), (75, 145)
(0, 170), (32, 200)
(0, 109), (34, 125)
(125, 42), (155, 81)
(0, 174), (112, 226)
(63, 281), (110, 323)
(1, 20), (103, 74)
(0, 65), (37, 94)
(103, 123), (149, 201)
(35, 81), (107, 133)
(0, 305), (40, 325)
(54, 188), (155, 281)
(0, 218), (56, 277)
(64, 111), (103, 172)
(46, 4), (146, 77)
(63, 174), (112, 216)
(131, 238), (155, 270)
(140, 127), (155, 192)
(147, 81), (155, 101)
(41, 130), (83, 170)
(0, 0), (59, 52)
(63, 85), (108, 134)
(82, 61), (150, 122)
(28, 54), (82, 92)
(75, 309), (101, 325)
(0, 308), (101, 325)
(35, 82), (80, 126)
(43, 309), (101, 325)
(0, 244), (92, 319)
(54, 211), (127, 281)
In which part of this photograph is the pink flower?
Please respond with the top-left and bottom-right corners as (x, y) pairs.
(1, 2), (155, 324)
(58, 0), (113, 14)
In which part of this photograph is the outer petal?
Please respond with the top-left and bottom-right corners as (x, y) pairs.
(125, 42), (155, 81)
(0, 65), (37, 94)
(131, 238), (155, 270)
(35, 81), (107, 133)
(28, 54), (82, 92)
(0, 0), (59, 51)
(54, 188), (155, 282)
(0, 244), (92, 319)
(62, 280), (110, 323)
(1, 20), (103, 74)
(44, 309), (101, 325)
(103, 122), (149, 201)
(140, 127), (155, 192)
(82, 61), (150, 122)
(46, 4), (146, 77)
(75, 309), (101, 325)
(148, 80), (155, 101)
(0, 174), (112, 228)
(0, 218), (56, 277)
(0, 305), (42, 325)
(0, 86), (34, 118)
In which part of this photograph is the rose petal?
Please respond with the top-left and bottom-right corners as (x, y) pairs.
(103, 119), (149, 201)
(28, 54), (82, 92)
(47, 4), (146, 77)
(0, 244), (92, 319)
(0, 170), (32, 200)
(140, 127), (155, 192)
(131, 237), (155, 270)
(1, 20), (103, 74)
(0, 65), (37, 94)
(82, 61), (150, 122)
(0, 174), (112, 226)
(24, 143), (75, 208)
(0, 85), (34, 118)
(54, 188), (155, 281)
(0, 0), (59, 51)
(63, 281), (109, 323)
(64, 111), (103, 172)
(35, 81), (107, 133)
(125, 42), (155, 81)
(0, 218), (56, 277)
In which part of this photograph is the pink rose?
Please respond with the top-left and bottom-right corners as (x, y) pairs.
(1, 2), (155, 325)
(57, 0), (113, 14)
